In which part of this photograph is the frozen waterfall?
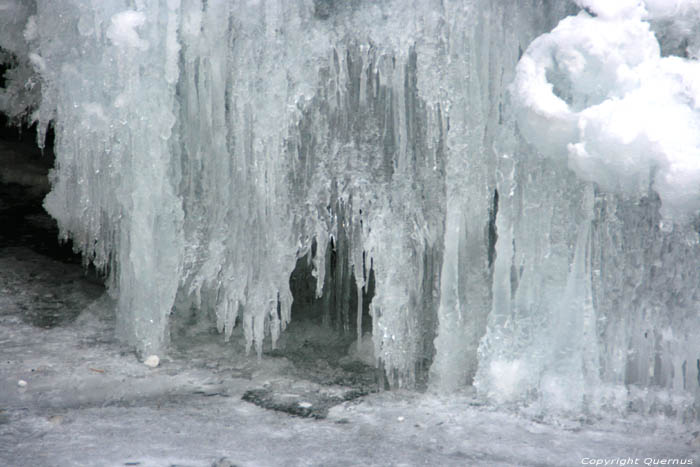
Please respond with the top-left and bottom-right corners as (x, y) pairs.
(1, 0), (699, 418)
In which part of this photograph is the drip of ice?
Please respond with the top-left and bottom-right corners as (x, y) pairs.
(0, 0), (699, 417)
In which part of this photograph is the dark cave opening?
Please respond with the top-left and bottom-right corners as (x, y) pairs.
(0, 115), (74, 261)
(272, 235), (382, 391)
(0, 114), (106, 329)
(0, 52), (74, 263)
(288, 236), (375, 336)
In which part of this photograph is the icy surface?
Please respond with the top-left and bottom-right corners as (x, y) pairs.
(0, 0), (699, 419)
(0, 250), (698, 466)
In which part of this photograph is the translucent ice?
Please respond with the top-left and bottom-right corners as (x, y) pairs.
(106, 11), (149, 51)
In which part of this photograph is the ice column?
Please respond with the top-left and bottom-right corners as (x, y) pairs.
(430, 0), (576, 391)
(18, 0), (186, 356)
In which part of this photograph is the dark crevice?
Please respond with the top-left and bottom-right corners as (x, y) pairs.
(487, 188), (499, 268)
(287, 235), (375, 335)
(0, 116), (73, 262)
(0, 109), (105, 330)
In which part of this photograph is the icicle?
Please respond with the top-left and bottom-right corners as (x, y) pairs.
(356, 280), (363, 352)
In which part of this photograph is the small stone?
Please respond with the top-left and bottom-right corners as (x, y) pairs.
(212, 457), (238, 467)
(143, 355), (160, 368)
(397, 416), (405, 422)
(17, 379), (27, 387)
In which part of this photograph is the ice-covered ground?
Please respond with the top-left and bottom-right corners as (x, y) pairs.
(1, 247), (698, 467)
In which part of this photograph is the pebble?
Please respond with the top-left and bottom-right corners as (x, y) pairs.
(397, 416), (405, 422)
(17, 379), (27, 387)
(143, 355), (160, 368)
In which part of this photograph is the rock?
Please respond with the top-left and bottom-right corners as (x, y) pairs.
(143, 355), (160, 368)
(212, 457), (239, 467)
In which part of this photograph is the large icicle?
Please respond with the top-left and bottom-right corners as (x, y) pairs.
(430, 0), (576, 391)
(24, 0), (186, 356)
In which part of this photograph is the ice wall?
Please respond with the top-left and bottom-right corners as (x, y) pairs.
(172, 0), (449, 387)
(1, 0), (699, 417)
(0, 0), (449, 384)
(475, 0), (700, 416)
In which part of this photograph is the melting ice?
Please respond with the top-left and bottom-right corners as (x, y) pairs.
(0, 0), (699, 418)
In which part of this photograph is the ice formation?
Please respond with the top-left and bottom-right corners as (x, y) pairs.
(512, 0), (700, 220)
(0, 0), (699, 417)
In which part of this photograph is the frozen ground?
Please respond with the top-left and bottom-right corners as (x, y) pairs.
(0, 245), (698, 467)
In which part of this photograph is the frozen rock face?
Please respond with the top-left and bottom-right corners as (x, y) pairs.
(0, 0), (698, 418)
